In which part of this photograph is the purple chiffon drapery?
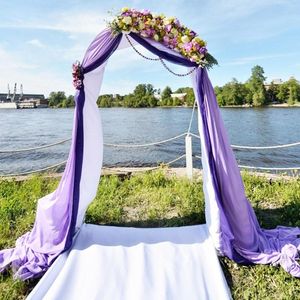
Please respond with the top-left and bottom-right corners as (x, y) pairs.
(1, 27), (299, 280)
(196, 69), (300, 276)
(0, 28), (121, 280)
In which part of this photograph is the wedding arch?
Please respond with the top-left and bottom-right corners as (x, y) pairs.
(1, 8), (299, 285)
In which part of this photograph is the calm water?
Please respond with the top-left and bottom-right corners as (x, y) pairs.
(1, 107), (300, 175)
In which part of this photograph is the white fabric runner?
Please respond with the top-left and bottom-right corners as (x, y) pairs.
(28, 224), (231, 300)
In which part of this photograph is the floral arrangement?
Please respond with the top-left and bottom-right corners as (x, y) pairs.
(72, 61), (84, 89)
(109, 8), (217, 68)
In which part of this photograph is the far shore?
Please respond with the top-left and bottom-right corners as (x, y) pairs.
(47, 103), (300, 109)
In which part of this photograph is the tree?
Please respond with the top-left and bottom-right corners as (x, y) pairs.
(214, 79), (248, 106)
(97, 94), (115, 107)
(222, 78), (247, 106)
(146, 84), (155, 96)
(185, 88), (195, 106)
(266, 82), (279, 103)
(277, 83), (289, 103)
(246, 65), (267, 106)
(48, 91), (67, 107)
(214, 86), (226, 106)
(161, 86), (172, 106)
(286, 77), (300, 105)
(161, 86), (172, 99)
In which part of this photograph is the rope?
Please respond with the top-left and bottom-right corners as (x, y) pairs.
(188, 134), (300, 150)
(0, 138), (71, 154)
(189, 132), (201, 139)
(0, 133), (186, 153)
(2, 133), (300, 153)
(125, 34), (196, 77)
(0, 160), (67, 177)
(238, 165), (300, 171)
(1, 155), (186, 177)
(187, 101), (197, 134)
(104, 132), (186, 148)
(194, 155), (300, 171)
(231, 141), (300, 150)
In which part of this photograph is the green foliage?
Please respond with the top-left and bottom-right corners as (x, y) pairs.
(216, 78), (248, 106)
(214, 65), (300, 106)
(48, 65), (299, 109)
(1, 172), (300, 298)
(48, 91), (75, 108)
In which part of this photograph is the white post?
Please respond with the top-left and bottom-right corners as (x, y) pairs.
(185, 134), (193, 179)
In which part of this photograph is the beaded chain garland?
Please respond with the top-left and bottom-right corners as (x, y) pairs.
(125, 35), (196, 77)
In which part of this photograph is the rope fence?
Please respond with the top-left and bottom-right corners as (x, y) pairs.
(1, 131), (300, 177)
(193, 155), (300, 172)
(2, 132), (300, 152)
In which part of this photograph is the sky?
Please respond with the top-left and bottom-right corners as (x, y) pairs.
(0, 0), (299, 96)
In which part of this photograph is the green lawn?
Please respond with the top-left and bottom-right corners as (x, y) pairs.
(0, 170), (299, 299)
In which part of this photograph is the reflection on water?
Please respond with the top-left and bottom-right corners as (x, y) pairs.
(0, 107), (300, 174)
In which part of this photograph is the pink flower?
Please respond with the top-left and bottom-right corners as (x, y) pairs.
(163, 36), (170, 44)
(183, 42), (193, 52)
(165, 24), (172, 32)
(141, 9), (150, 15)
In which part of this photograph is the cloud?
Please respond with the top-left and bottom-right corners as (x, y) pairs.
(0, 45), (71, 96)
(27, 39), (45, 48)
(222, 52), (300, 66)
(0, 46), (38, 70)
(0, 10), (108, 35)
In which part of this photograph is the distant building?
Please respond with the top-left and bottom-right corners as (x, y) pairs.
(264, 78), (283, 90)
(170, 93), (187, 101)
(0, 83), (47, 108)
(154, 93), (161, 100)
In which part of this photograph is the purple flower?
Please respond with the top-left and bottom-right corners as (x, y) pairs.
(192, 42), (200, 51)
(165, 24), (172, 32)
(72, 61), (83, 90)
(190, 30), (197, 37)
(141, 9), (150, 15)
(174, 19), (181, 27)
(199, 47), (207, 54)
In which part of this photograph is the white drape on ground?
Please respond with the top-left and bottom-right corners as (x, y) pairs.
(27, 224), (231, 300)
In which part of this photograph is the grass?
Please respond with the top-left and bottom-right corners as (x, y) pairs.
(0, 170), (299, 299)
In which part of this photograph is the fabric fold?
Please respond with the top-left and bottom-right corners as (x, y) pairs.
(1, 27), (299, 281)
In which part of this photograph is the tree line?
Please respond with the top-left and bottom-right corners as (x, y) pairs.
(47, 65), (300, 108)
(96, 84), (195, 108)
(215, 65), (300, 106)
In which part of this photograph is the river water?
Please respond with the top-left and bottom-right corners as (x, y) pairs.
(1, 107), (300, 175)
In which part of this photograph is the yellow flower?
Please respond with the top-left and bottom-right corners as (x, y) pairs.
(181, 35), (190, 43)
(154, 34), (159, 41)
(139, 22), (145, 30)
(121, 7), (129, 12)
(163, 17), (174, 25)
(123, 16), (132, 25)
(171, 28), (178, 36)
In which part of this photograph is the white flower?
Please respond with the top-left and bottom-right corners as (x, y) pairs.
(163, 17), (174, 25)
(171, 28), (178, 36)
(123, 16), (132, 25)
(181, 35), (190, 43)
(139, 22), (145, 30)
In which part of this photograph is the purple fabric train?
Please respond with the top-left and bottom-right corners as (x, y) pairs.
(0, 27), (299, 281)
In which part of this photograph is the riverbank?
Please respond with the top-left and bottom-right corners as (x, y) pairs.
(220, 102), (300, 108)
(1, 167), (297, 182)
(0, 169), (299, 299)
